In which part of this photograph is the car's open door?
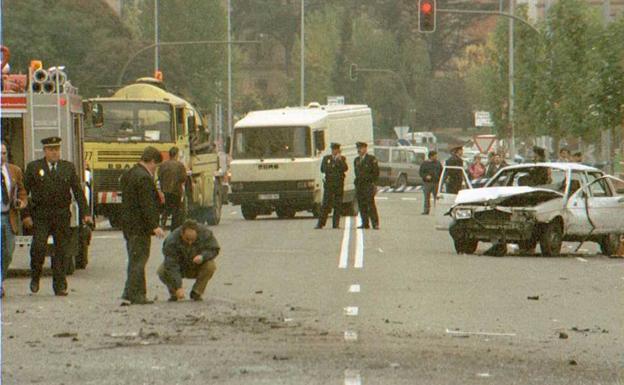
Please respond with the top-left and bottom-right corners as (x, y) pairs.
(435, 166), (472, 230)
(575, 175), (624, 233)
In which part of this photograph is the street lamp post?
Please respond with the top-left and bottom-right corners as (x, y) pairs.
(154, 0), (159, 73)
(227, 0), (233, 138)
(300, 0), (305, 106)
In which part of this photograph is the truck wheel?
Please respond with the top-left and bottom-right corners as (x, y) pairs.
(451, 234), (478, 254)
(395, 174), (407, 190)
(539, 220), (563, 257)
(205, 184), (223, 226)
(599, 234), (620, 256)
(241, 205), (257, 220)
(276, 207), (296, 219)
(108, 214), (123, 230)
(518, 239), (537, 255)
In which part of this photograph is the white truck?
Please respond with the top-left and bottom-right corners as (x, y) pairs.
(229, 103), (374, 220)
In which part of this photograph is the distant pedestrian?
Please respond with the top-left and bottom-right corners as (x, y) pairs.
(120, 146), (165, 305)
(419, 151), (442, 215)
(315, 143), (348, 229)
(558, 148), (571, 162)
(1, 141), (27, 297)
(445, 145), (464, 194)
(158, 219), (220, 302)
(468, 154), (486, 180)
(23, 137), (91, 296)
(572, 152), (583, 163)
(354, 142), (380, 229)
(485, 153), (504, 178)
(158, 147), (187, 230)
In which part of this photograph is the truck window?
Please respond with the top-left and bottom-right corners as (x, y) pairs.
(84, 101), (174, 142)
(313, 130), (325, 153)
(232, 126), (311, 159)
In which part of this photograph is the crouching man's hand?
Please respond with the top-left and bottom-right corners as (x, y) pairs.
(175, 287), (185, 300)
(192, 255), (203, 265)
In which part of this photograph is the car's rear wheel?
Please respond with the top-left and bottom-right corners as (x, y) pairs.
(395, 174), (407, 190)
(599, 234), (620, 256)
(540, 220), (563, 257)
(241, 204), (257, 220)
(518, 239), (537, 255)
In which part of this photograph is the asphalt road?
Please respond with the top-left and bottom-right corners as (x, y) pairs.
(2, 191), (623, 385)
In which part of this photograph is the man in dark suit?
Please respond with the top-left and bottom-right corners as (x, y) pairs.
(120, 146), (165, 305)
(315, 143), (348, 229)
(354, 141), (379, 229)
(445, 145), (465, 194)
(1, 141), (28, 297)
(419, 150), (442, 215)
(158, 220), (220, 302)
(23, 137), (91, 296)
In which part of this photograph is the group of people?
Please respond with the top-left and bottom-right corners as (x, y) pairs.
(0, 138), (220, 304)
(315, 141), (380, 230)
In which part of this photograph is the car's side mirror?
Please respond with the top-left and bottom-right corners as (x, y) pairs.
(618, 196), (624, 203)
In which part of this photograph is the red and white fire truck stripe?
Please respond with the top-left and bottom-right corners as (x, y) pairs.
(97, 192), (122, 204)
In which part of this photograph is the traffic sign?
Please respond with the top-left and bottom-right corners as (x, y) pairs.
(474, 111), (493, 127)
(473, 134), (497, 154)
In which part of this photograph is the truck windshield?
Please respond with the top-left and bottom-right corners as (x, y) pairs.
(232, 126), (311, 159)
(84, 101), (173, 142)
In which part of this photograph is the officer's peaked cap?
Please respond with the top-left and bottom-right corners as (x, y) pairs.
(355, 141), (367, 148)
(41, 136), (62, 147)
(330, 142), (341, 150)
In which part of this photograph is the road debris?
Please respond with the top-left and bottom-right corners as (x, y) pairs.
(527, 295), (540, 300)
(53, 332), (78, 338)
(558, 332), (568, 339)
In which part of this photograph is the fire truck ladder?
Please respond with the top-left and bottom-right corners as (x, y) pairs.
(27, 67), (64, 160)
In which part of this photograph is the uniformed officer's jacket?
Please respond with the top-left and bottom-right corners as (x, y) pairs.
(24, 158), (87, 219)
(354, 154), (379, 186)
(445, 154), (464, 193)
(120, 163), (160, 236)
(321, 155), (348, 185)
(162, 226), (220, 289)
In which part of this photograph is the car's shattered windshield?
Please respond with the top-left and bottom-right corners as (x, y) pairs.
(486, 167), (567, 193)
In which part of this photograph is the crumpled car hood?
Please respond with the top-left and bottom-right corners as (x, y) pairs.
(454, 186), (563, 206)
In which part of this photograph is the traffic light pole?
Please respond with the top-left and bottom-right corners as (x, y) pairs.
(436, 8), (538, 33)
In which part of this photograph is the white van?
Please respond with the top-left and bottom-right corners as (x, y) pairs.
(229, 103), (374, 220)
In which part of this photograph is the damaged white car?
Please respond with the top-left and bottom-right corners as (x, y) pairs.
(436, 163), (624, 257)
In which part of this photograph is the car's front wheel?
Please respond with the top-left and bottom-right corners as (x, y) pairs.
(599, 234), (621, 257)
(540, 220), (563, 257)
(452, 234), (478, 254)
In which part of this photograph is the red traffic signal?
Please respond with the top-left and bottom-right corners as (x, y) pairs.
(418, 0), (436, 33)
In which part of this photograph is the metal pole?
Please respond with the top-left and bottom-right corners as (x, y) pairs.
(154, 0), (159, 73)
(300, 0), (305, 106)
(603, 0), (611, 26)
(227, 0), (233, 138)
(508, 0), (515, 158)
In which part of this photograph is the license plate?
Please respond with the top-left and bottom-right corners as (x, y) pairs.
(258, 193), (279, 200)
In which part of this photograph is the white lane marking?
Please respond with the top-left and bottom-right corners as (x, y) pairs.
(445, 328), (516, 337)
(378, 248), (384, 253)
(284, 318), (294, 322)
(344, 306), (359, 316)
(576, 257), (588, 263)
(230, 211), (237, 215)
(401, 197), (419, 201)
(344, 370), (362, 385)
(344, 330), (358, 341)
(93, 235), (122, 239)
(339, 216), (352, 269)
(354, 216), (364, 269)
(374, 196), (388, 201)
(477, 373), (491, 378)
(349, 284), (361, 293)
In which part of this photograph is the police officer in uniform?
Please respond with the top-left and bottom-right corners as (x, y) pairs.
(445, 144), (464, 194)
(315, 143), (348, 229)
(23, 137), (91, 296)
(354, 141), (379, 229)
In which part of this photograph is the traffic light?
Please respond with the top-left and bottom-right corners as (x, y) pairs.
(418, 0), (436, 33)
(349, 63), (358, 81)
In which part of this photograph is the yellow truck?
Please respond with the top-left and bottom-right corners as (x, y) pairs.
(83, 77), (225, 227)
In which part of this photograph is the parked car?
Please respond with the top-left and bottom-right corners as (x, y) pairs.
(375, 146), (428, 188)
(437, 162), (624, 257)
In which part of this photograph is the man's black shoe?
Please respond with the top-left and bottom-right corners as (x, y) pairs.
(131, 298), (154, 305)
(168, 295), (178, 302)
(373, 226), (380, 230)
(421, 212), (430, 215)
(190, 291), (203, 301)
(54, 290), (69, 297)
(30, 279), (40, 294)
(314, 225), (323, 229)
(357, 226), (369, 229)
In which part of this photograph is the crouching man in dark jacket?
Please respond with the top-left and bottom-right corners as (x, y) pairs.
(157, 220), (220, 302)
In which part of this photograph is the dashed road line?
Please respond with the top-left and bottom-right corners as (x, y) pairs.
(576, 257), (588, 263)
(349, 284), (361, 293)
(354, 216), (364, 269)
(344, 330), (358, 341)
(344, 370), (362, 385)
(344, 306), (359, 316)
(374, 196), (388, 201)
(92, 234), (122, 239)
(339, 216), (352, 269)
(400, 197), (419, 201)
(445, 328), (516, 337)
